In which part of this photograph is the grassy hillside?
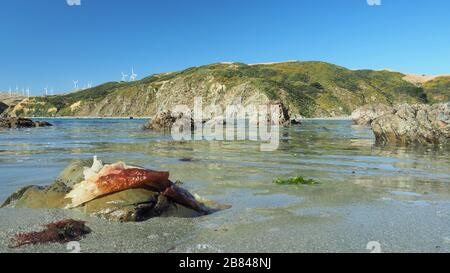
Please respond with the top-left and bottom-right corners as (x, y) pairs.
(422, 76), (450, 103)
(4, 61), (436, 118)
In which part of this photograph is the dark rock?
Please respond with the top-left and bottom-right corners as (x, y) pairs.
(0, 102), (7, 116)
(0, 117), (52, 129)
(371, 102), (450, 145)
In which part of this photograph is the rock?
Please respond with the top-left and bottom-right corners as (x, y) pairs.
(144, 102), (299, 132)
(15, 187), (69, 209)
(248, 101), (293, 126)
(0, 102), (7, 115)
(351, 103), (395, 126)
(142, 110), (194, 132)
(47, 160), (90, 193)
(290, 114), (303, 125)
(1, 159), (226, 222)
(0, 117), (52, 129)
(371, 102), (450, 145)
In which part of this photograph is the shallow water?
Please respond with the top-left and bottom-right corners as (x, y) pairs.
(0, 119), (449, 253)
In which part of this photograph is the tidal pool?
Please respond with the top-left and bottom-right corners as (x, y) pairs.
(0, 119), (449, 253)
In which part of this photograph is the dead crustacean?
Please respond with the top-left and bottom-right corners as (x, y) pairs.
(65, 157), (208, 213)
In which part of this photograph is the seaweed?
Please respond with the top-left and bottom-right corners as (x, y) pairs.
(10, 219), (91, 248)
(274, 176), (319, 185)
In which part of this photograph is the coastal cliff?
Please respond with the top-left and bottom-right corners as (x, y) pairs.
(3, 61), (449, 118)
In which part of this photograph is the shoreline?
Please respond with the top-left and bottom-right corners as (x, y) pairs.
(26, 116), (352, 121)
(26, 116), (152, 120)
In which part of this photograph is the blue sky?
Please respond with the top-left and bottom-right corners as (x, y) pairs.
(1, 0), (449, 94)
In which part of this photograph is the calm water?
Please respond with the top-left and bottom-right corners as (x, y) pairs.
(1, 119), (450, 252)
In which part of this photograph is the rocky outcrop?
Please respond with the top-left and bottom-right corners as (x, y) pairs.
(247, 101), (293, 126)
(1, 159), (227, 222)
(351, 103), (395, 126)
(0, 117), (52, 129)
(0, 102), (7, 116)
(143, 102), (299, 132)
(142, 110), (194, 131)
(371, 103), (450, 145)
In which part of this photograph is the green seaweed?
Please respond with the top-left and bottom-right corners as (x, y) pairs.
(274, 176), (319, 185)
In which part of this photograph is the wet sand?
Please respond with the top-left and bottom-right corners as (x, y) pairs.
(1, 197), (449, 253)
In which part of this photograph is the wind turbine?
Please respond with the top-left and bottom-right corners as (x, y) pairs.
(130, 68), (138, 81)
(73, 80), (79, 90)
(121, 72), (129, 82)
(87, 82), (92, 88)
(44, 85), (49, 96)
(26, 87), (30, 97)
(15, 85), (19, 95)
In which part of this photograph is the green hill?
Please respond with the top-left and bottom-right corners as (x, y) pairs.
(4, 61), (440, 118)
(422, 76), (450, 103)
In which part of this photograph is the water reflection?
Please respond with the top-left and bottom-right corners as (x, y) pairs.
(0, 119), (449, 211)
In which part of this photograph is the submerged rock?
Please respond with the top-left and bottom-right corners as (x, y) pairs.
(371, 103), (450, 145)
(1, 158), (228, 222)
(0, 117), (52, 129)
(351, 103), (395, 126)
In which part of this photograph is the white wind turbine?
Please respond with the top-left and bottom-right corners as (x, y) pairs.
(121, 72), (129, 82)
(44, 85), (49, 96)
(26, 87), (30, 97)
(73, 80), (79, 90)
(130, 68), (138, 81)
(15, 85), (19, 95)
(87, 82), (93, 88)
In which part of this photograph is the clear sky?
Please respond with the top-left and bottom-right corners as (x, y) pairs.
(1, 0), (449, 94)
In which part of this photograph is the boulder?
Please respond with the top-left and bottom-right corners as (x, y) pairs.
(371, 102), (450, 145)
(1, 159), (227, 222)
(0, 117), (52, 129)
(142, 110), (194, 132)
(351, 103), (395, 126)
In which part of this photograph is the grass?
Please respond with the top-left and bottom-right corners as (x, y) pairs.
(274, 176), (319, 185)
(423, 76), (450, 103)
